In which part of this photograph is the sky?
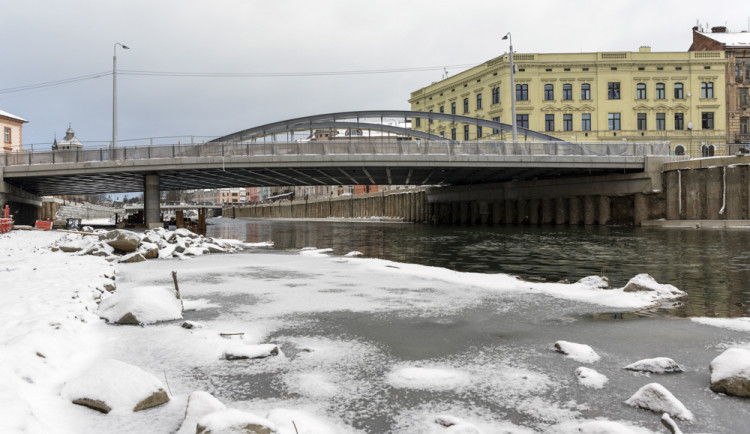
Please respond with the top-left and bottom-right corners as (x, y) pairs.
(2, 0), (749, 148)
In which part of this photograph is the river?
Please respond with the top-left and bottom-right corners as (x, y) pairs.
(209, 217), (750, 318)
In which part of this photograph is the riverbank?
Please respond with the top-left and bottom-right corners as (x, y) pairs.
(1, 229), (749, 433)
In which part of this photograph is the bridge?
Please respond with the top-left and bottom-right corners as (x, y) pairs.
(0, 110), (674, 226)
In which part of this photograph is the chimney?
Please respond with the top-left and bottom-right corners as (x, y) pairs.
(639, 46), (652, 53)
(711, 26), (727, 33)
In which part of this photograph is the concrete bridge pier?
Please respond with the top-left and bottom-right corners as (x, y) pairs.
(144, 174), (162, 229)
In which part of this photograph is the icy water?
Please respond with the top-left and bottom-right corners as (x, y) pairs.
(209, 218), (750, 318)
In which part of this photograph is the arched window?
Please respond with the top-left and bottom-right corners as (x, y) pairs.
(655, 83), (665, 100)
(544, 84), (554, 101)
(701, 144), (716, 157)
(674, 83), (684, 99)
(674, 145), (685, 156)
(636, 83), (647, 99)
(562, 84), (572, 100)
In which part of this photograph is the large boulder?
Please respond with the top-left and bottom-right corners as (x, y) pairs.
(624, 383), (693, 421)
(138, 242), (159, 259)
(709, 347), (750, 397)
(98, 286), (182, 325)
(119, 252), (146, 263)
(196, 409), (278, 434)
(100, 229), (142, 253)
(62, 359), (169, 414)
(176, 391), (226, 434)
(622, 274), (685, 298)
(624, 357), (683, 374)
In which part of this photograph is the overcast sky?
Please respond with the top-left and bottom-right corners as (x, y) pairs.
(2, 0), (748, 148)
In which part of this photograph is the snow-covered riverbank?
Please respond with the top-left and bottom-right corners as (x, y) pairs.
(1, 230), (748, 433)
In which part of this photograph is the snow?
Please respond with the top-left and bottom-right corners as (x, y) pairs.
(623, 357), (683, 374)
(97, 286), (183, 324)
(575, 367), (608, 389)
(386, 366), (472, 391)
(175, 391), (226, 434)
(624, 383), (694, 421)
(692, 317), (750, 332)
(709, 347), (750, 384)
(554, 341), (601, 363)
(61, 359), (167, 413)
(196, 408), (277, 432)
(553, 419), (659, 433)
(223, 343), (281, 360)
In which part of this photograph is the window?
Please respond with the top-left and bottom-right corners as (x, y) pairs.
(562, 84), (572, 100)
(3, 127), (10, 143)
(415, 118), (421, 127)
(636, 83), (647, 100)
(674, 145), (685, 156)
(608, 82), (620, 99)
(702, 145), (715, 157)
(581, 113), (591, 131)
(545, 114), (555, 131)
(740, 88), (749, 107)
(517, 114), (529, 129)
(655, 83), (665, 100)
(656, 113), (665, 130)
(701, 82), (714, 98)
(440, 131), (445, 137)
(563, 114), (572, 131)
(492, 117), (501, 134)
(451, 128), (456, 140)
(477, 126), (483, 138)
(451, 102), (456, 114)
(439, 106), (444, 113)
(674, 113), (684, 130)
(476, 93), (483, 110)
(516, 84), (528, 101)
(674, 83), (684, 99)
(740, 117), (748, 135)
(702, 112), (714, 130)
(581, 83), (591, 100)
(464, 125), (470, 140)
(637, 113), (647, 131)
(463, 98), (469, 113)
(429, 109), (433, 124)
(544, 84), (554, 101)
(492, 87), (500, 104)
(608, 113), (621, 130)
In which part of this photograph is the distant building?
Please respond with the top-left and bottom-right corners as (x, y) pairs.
(0, 110), (28, 153)
(690, 25), (750, 148)
(410, 47), (728, 158)
(53, 126), (83, 150)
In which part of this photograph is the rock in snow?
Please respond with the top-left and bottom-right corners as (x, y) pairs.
(223, 343), (281, 360)
(97, 286), (183, 325)
(176, 391), (227, 434)
(554, 341), (601, 363)
(196, 409), (278, 434)
(624, 357), (683, 374)
(575, 367), (609, 389)
(622, 274), (686, 299)
(661, 413), (685, 434)
(434, 415), (482, 433)
(709, 347), (750, 397)
(61, 359), (169, 414)
(99, 229), (141, 253)
(624, 383), (694, 421)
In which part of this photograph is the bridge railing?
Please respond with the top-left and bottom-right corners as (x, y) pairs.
(1, 140), (672, 167)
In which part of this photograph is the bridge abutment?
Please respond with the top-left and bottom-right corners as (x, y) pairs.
(144, 174), (161, 229)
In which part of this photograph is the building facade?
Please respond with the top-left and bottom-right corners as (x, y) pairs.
(0, 110), (28, 153)
(690, 25), (750, 148)
(409, 47), (727, 157)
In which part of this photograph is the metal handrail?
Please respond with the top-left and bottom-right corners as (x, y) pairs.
(0, 140), (674, 167)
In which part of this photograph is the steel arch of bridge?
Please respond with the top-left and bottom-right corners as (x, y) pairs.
(211, 110), (562, 143)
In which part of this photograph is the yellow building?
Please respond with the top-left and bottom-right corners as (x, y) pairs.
(409, 47), (727, 157)
(1, 110), (28, 153)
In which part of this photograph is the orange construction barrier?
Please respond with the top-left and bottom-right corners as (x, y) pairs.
(0, 218), (12, 234)
(34, 220), (54, 231)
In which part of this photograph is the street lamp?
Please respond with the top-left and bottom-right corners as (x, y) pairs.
(502, 32), (517, 144)
(113, 42), (130, 148)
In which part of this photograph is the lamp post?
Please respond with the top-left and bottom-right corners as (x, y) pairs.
(502, 32), (517, 144)
(113, 42), (130, 148)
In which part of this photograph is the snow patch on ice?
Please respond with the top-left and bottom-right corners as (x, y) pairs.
(692, 317), (750, 332)
(387, 366), (471, 391)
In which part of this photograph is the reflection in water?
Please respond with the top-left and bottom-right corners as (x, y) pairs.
(209, 218), (750, 318)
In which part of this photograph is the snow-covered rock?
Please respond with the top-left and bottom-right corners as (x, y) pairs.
(138, 241), (159, 259)
(624, 357), (683, 374)
(622, 274), (685, 299)
(624, 383), (693, 421)
(554, 341), (601, 363)
(61, 359), (169, 414)
(119, 251), (146, 263)
(196, 409), (278, 434)
(99, 229), (141, 252)
(223, 343), (280, 360)
(182, 320), (204, 329)
(553, 419), (659, 434)
(575, 367), (608, 389)
(97, 286), (182, 325)
(176, 391), (226, 434)
(661, 413), (684, 434)
(345, 251), (363, 257)
(709, 347), (750, 397)
(434, 415), (482, 433)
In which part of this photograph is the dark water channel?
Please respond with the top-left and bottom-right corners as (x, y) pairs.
(208, 218), (750, 318)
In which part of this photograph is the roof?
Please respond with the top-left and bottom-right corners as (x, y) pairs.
(0, 110), (28, 123)
(697, 31), (750, 48)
